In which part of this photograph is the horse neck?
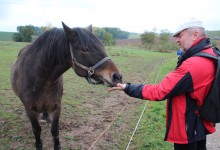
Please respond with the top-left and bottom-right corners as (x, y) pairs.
(28, 48), (71, 86)
(35, 37), (71, 83)
(47, 63), (71, 83)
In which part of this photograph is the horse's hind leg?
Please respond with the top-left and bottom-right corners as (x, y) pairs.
(25, 108), (42, 150)
(50, 106), (61, 150)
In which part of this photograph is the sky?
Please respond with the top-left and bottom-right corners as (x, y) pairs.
(0, 0), (220, 33)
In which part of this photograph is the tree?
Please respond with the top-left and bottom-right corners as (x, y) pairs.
(159, 29), (170, 50)
(12, 33), (22, 42)
(93, 27), (106, 40)
(13, 25), (35, 42)
(40, 23), (53, 33)
(141, 31), (156, 49)
(102, 31), (114, 46)
(104, 27), (129, 39)
(93, 27), (115, 46)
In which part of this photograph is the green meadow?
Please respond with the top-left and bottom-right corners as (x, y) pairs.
(0, 41), (177, 149)
(0, 32), (15, 41)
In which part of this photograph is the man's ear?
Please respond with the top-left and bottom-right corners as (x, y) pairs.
(87, 24), (92, 33)
(192, 31), (200, 41)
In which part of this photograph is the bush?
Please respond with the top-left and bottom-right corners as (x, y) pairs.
(13, 25), (35, 42)
(141, 31), (156, 49)
(12, 33), (22, 42)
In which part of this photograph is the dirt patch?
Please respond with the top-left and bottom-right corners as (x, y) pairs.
(59, 91), (132, 149)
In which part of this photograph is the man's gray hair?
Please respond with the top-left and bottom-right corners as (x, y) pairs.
(188, 27), (207, 37)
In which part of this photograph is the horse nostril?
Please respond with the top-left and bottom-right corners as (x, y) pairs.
(112, 73), (122, 83)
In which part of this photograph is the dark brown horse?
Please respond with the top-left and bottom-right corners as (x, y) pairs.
(11, 22), (122, 150)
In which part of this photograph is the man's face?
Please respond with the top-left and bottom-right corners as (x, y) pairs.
(174, 29), (195, 51)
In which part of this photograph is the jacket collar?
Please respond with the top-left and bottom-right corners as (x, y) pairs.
(176, 38), (212, 68)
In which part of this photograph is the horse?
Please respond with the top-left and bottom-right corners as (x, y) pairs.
(11, 22), (122, 150)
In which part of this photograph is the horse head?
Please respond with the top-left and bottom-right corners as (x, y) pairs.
(62, 22), (122, 87)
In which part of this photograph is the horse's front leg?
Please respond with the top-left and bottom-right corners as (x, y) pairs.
(25, 108), (42, 150)
(51, 106), (61, 150)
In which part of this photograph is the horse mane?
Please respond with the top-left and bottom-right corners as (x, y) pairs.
(74, 28), (104, 52)
(28, 28), (69, 67)
(23, 27), (105, 70)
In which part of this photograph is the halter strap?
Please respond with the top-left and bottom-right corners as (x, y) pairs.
(69, 43), (110, 84)
(88, 57), (110, 75)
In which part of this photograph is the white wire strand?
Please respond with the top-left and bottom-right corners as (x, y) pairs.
(126, 59), (164, 150)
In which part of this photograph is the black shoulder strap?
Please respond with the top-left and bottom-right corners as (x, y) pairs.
(193, 51), (220, 80)
(192, 52), (218, 60)
(213, 47), (220, 56)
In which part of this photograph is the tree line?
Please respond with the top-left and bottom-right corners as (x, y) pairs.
(140, 30), (220, 51)
(13, 25), (51, 42)
(140, 29), (178, 50)
(12, 25), (130, 46)
(12, 25), (220, 49)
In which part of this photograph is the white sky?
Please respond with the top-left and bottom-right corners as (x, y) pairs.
(0, 0), (220, 33)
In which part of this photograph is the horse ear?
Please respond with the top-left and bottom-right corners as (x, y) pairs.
(62, 22), (73, 39)
(87, 24), (93, 33)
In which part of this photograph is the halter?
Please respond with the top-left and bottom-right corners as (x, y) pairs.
(69, 43), (111, 84)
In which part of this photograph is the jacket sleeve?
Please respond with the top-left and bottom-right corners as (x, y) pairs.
(124, 60), (196, 101)
(123, 66), (194, 101)
(124, 83), (144, 99)
(142, 61), (194, 101)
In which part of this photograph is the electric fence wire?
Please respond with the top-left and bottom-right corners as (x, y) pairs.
(126, 59), (164, 150)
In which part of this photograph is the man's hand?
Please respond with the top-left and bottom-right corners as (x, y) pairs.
(108, 83), (126, 92)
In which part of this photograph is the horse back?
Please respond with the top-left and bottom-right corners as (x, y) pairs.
(11, 45), (29, 97)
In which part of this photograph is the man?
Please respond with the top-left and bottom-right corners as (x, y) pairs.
(109, 18), (216, 150)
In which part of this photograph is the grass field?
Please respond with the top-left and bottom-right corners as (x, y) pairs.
(0, 41), (177, 149)
(0, 32), (15, 41)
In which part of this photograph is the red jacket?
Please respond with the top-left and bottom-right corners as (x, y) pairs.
(142, 47), (216, 144)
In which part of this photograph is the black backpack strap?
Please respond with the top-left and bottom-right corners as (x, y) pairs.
(213, 47), (220, 51)
(193, 51), (220, 84)
(192, 52), (218, 60)
(213, 47), (220, 56)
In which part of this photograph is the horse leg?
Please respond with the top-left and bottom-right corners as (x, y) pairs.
(50, 106), (61, 150)
(25, 108), (42, 150)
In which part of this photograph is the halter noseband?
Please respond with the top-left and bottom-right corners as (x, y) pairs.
(69, 43), (110, 84)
